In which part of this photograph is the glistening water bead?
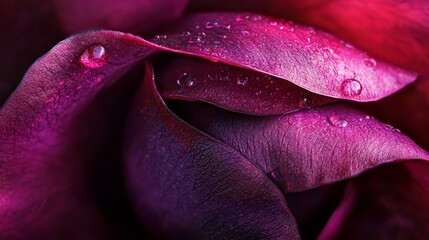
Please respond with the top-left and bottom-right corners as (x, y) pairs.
(328, 115), (348, 128)
(79, 44), (107, 68)
(341, 79), (362, 97)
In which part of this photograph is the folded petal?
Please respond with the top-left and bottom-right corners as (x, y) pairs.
(319, 160), (429, 239)
(151, 12), (417, 101)
(187, 0), (429, 73)
(0, 30), (154, 239)
(173, 102), (429, 193)
(53, 0), (188, 35)
(123, 62), (300, 239)
(158, 56), (335, 115)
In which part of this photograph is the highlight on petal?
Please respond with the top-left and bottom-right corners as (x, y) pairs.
(53, 0), (189, 35)
(123, 62), (300, 239)
(319, 161), (429, 239)
(186, 0), (429, 73)
(151, 12), (417, 101)
(158, 56), (335, 116)
(0, 30), (155, 239)
(172, 101), (429, 193)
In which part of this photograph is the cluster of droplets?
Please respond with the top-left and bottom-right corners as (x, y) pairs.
(79, 44), (107, 68)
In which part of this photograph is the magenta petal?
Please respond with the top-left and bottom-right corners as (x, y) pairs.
(151, 12), (417, 101)
(174, 102), (429, 193)
(53, 0), (189, 35)
(123, 63), (300, 239)
(0, 30), (155, 239)
(158, 56), (335, 115)
(319, 161), (429, 239)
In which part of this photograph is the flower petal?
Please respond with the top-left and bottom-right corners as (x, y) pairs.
(187, 0), (429, 73)
(123, 62), (300, 239)
(0, 30), (154, 239)
(151, 12), (417, 101)
(158, 56), (335, 115)
(173, 102), (429, 193)
(319, 161), (429, 239)
(53, 0), (189, 35)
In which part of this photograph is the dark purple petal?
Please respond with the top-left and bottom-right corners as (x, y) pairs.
(0, 30), (154, 239)
(187, 0), (429, 73)
(158, 56), (335, 115)
(173, 102), (429, 193)
(53, 0), (189, 35)
(319, 160), (429, 239)
(151, 12), (417, 101)
(123, 62), (300, 239)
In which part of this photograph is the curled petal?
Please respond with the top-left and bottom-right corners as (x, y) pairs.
(123, 63), (300, 239)
(187, 0), (429, 73)
(0, 30), (154, 239)
(151, 12), (417, 101)
(173, 102), (429, 193)
(158, 56), (335, 115)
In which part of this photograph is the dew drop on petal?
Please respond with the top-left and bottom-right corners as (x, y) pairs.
(299, 97), (308, 107)
(182, 31), (191, 36)
(328, 115), (348, 128)
(79, 44), (106, 68)
(177, 73), (195, 87)
(364, 58), (377, 67)
(236, 76), (248, 86)
(341, 79), (362, 97)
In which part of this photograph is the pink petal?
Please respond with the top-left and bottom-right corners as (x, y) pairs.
(53, 0), (188, 35)
(173, 102), (429, 193)
(123, 62), (300, 239)
(187, 0), (429, 73)
(158, 56), (335, 115)
(151, 12), (417, 101)
(319, 160), (429, 239)
(0, 30), (154, 239)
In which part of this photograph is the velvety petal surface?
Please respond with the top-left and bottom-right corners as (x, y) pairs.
(187, 0), (429, 73)
(53, 0), (189, 35)
(319, 161), (429, 239)
(158, 56), (335, 115)
(172, 102), (429, 193)
(0, 30), (155, 239)
(151, 12), (417, 101)
(123, 63), (300, 239)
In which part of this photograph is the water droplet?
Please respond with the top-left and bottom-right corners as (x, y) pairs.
(79, 44), (106, 68)
(225, 25), (232, 30)
(205, 22), (219, 29)
(341, 79), (362, 97)
(154, 34), (167, 39)
(242, 30), (249, 35)
(364, 58), (377, 67)
(328, 115), (348, 128)
(236, 76), (248, 86)
(177, 73), (195, 87)
(270, 22), (278, 26)
(306, 37), (311, 43)
(219, 69), (229, 80)
(182, 31), (191, 36)
(221, 35), (228, 39)
(279, 26), (285, 30)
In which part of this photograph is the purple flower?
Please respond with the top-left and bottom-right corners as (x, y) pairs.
(1, 0), (429, 239)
